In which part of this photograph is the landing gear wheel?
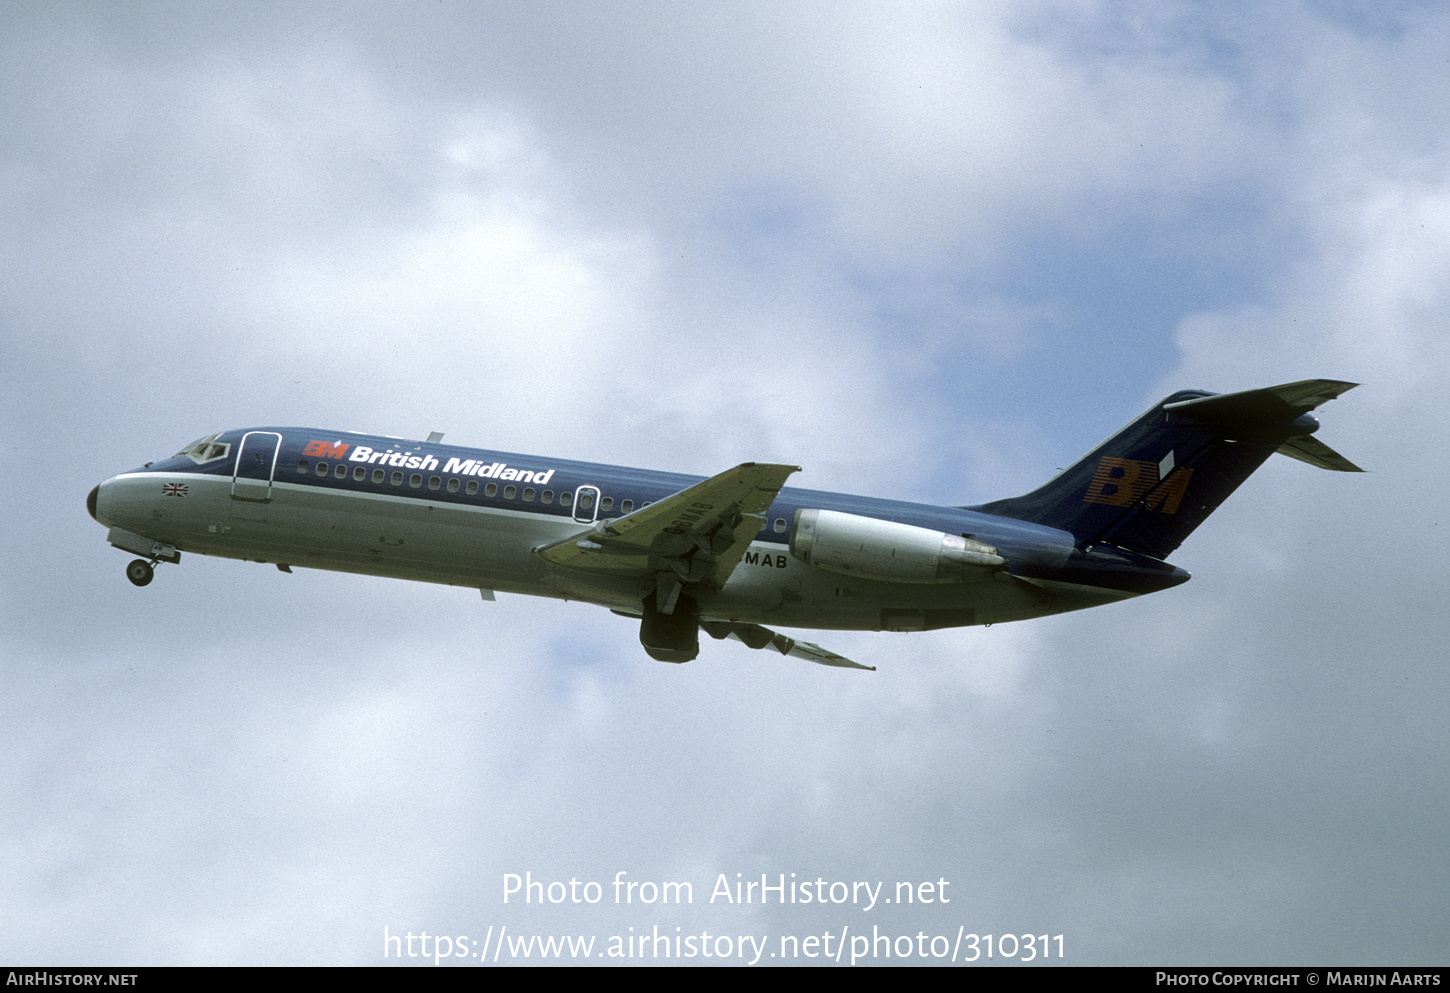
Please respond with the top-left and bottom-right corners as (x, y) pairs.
(126, 559), (154, 587)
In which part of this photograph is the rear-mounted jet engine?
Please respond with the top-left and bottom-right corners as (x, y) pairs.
(788, 509), (1006, 584)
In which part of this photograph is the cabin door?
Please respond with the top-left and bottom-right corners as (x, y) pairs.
(232, 431), (282, 502)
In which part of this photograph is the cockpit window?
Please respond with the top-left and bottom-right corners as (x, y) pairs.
(175, 433), (231, 464)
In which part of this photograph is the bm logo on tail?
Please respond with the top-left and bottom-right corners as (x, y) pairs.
(1084, 456), (1194, 514)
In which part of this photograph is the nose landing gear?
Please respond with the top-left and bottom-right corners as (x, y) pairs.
(106, 532), (178, 587)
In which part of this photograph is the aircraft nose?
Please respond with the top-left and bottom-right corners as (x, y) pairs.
(87, 484), (99, 522)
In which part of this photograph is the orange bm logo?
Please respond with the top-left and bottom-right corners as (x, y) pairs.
(1083, 456), (1194, 514)
(303, 440), (351, 459)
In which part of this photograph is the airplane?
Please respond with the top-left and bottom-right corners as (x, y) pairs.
(87, 379), (1360, 670)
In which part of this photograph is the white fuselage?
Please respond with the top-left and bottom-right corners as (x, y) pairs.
(92, 466), (1114, 633)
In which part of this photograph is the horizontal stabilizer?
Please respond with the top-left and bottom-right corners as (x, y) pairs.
(701, 620), (875, 671)
(1163, 378), (1357, 422)
(1277, 435), (1363, 472)
(1165, 379), (1361, 471)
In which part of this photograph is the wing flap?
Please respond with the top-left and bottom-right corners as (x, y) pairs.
(701, 620), (875, 671)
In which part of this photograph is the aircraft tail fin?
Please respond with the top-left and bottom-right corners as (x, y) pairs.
(970, 380), (1359, 559)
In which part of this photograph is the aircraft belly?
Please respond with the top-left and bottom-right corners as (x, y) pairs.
(700, 541), (1132, 632)
(700, 543), (987, 631)
(101, 474), (576, 596)
(263, 483), (577, 592)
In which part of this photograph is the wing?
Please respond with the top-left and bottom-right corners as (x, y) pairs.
(535, 462), (800, 590)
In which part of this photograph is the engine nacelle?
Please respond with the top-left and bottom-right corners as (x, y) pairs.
(789, 509), (1005, 584)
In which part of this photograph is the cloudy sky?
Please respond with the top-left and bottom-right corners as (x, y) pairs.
(3, 1), (1446, 966)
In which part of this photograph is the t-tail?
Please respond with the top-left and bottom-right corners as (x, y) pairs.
(972, 380), (1361, 559)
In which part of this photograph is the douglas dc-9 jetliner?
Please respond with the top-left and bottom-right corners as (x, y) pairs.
(88, 380), (1359, 670)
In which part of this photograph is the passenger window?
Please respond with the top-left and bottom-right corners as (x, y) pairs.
(541, 490), (553, 504)
(504, 485), (516, 499)
(621, 499), (634, 513)
(429, 476), (441, 490)
(485, 482), (497, 497)
(560, 491), (572, 506)
(353, 466), (365, 481)
(315, 462), (329, 476)
(391, 471), (403, 486)
(522, 487), (535, 502)
(447, 478), (460, 493)
(335, 464), (347, 479)
(601, 497), (613, 512)
(373, 468), (385, 484)
(773, 518), (786, 533)
(410, 474), (422, 488)
(578, 492), (594, 510)
(466, 481), (478, 495)
(297, 460), (309, 474)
